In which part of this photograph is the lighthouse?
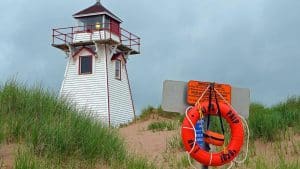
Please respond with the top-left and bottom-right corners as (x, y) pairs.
(52, 1), (140, 126)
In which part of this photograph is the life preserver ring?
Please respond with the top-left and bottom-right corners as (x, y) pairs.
(181, 101), (244, 166)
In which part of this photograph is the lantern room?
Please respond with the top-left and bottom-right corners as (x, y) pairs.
(52, 1), (140, 55)
(73, 1), (122, 36)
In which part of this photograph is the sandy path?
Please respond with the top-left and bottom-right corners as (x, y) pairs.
(119, 120), (177, 164)
(120, 120), (300, 169)
(0, 144), (17, 169)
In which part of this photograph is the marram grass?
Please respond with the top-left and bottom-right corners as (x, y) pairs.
(147, 120), (179, 132)
(249, 97), (300, 141)
(1, 79), (299, 168)
(0, 80), (155, 169)
(15, 147), (40, 169)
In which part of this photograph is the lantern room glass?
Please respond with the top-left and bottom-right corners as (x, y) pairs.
(77, 15), (110, 31)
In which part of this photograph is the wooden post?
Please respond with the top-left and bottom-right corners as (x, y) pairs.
(202, 143), (210, 169)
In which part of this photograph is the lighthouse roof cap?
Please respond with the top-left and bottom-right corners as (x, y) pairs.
(73, 2), (122, 22)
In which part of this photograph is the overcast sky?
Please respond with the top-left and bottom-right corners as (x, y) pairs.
(0, 0), (299, 113)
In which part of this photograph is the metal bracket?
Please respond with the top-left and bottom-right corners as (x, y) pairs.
(110, 45), (118, 55)
(93, 41), (100, 58)
(66, 43), (74, 57)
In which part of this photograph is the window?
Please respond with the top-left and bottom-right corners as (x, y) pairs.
(79, 56), (92, 74)
(115, 60), (121, 80)
(77, 15), (110, 31)
(103, 15), (110, 29)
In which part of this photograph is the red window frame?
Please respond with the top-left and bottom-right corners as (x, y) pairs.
(79, 55), (93, 75)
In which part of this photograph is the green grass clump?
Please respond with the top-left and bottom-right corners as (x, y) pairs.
(167, 134), (183, 151)
(277, 156), (300, 169)
(176, 155), (190, 169)
(148, 121), (179, 132)
(117, 155), (156, 169)
(139, 106), (183, 121)
(279, 161), (300, 169)
(255, 156), (269, 169)
(272, 96), (300, 130)
(0, 80), (154, 169)
(249, 103), (283, 141)
(249, 97), (300, 141)
(15, 148), (40, 169)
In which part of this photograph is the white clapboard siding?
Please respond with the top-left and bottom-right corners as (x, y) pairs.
(107, 48), (135, 126)
(60, 47), (109, 123)
(60, 44), (134, 126)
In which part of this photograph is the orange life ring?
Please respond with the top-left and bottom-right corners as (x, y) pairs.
(181, 101), (244, 166)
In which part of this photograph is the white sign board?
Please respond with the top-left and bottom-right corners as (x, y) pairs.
(162, 80), (250, 118)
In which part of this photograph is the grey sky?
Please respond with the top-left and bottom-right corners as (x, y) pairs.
(0, 0), (299, 114)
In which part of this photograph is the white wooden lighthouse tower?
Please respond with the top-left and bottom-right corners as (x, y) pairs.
(52, 1), (140, 126)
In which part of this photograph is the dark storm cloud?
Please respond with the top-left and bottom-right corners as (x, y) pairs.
(0, 0), (299, 113)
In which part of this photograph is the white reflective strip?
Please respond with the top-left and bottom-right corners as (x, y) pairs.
(182, 127), (194, 130)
